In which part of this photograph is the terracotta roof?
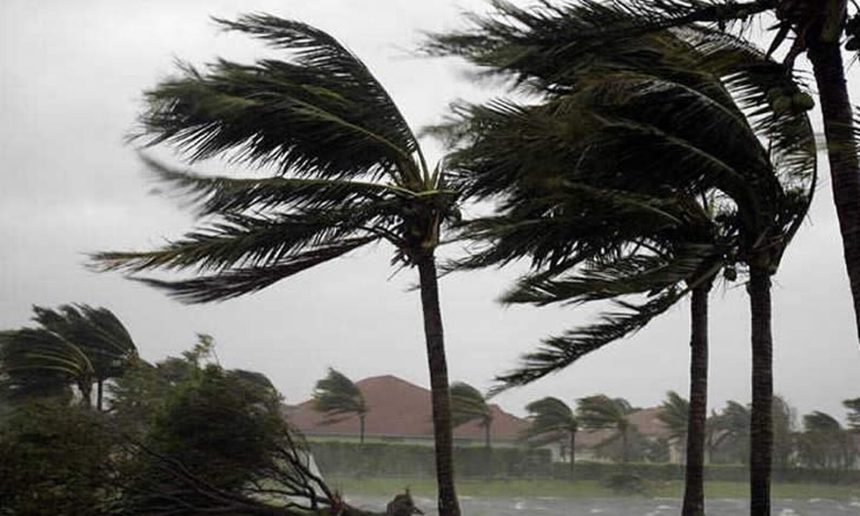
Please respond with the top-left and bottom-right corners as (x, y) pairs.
(286, 375), (529, 441)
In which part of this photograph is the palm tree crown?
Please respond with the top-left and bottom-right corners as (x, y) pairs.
(0, 304), (137, 410)
(449, 382), (492, 430)
(312, 368), (368, 443)
(522, 396), (579, 478)
(577, 395), (636, 463)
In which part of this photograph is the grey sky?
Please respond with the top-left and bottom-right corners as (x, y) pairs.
(1, 1), (858, 424)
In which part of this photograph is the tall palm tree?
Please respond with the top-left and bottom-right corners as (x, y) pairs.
(430, 26), (814, 515)
(427, 0), (860, 349)
(449, 382), (493, 449)
(0, 304), (137, 410)
(521, 397), (579, 479)
(91, 15), (462, 515)
(577, 395), (636, 464)
(658, 391), (690, 462)
(312, 368), (369, 444)
(429, 22), (815, 513)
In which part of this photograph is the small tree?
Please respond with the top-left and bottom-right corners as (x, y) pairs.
(577, 395), (636, 464)
(450, 382), (493, 448)
(312, 368), (369, 443)
(658, 391), (690, 462)
(521, 397), (578, 479)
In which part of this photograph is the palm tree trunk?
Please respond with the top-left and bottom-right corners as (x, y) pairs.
(621, 428), (629, 464)
(416, 253), (461, 516)
(79, 381), (92, 409)
(97, 378), (104, 411)
(484, 422), (492, 479)
(748, 265), (773, 516)
(569, 431), (576, 480)
(360, 415), (365, 445)
(807, 30), (860, 345)
(683, 284), (710, 516)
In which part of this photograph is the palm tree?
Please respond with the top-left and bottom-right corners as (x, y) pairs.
(797, 411), (856, 469)
(844, 397), (860, 432)
(431, 26), (815, 514)
(90, 15), (462, 515)
(0, 304), (137, 410)
(521, 397), (578, 479)
(312, 368), (369, 444)
(658, 391), (690, 462)
(449, 382), (492, 449)
(427, 0), (860, 350)
(709, 401), (753, 464)
(577, 395), (636, 464)
(449, 382), (493, 478)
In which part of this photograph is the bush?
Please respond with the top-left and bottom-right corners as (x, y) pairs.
(603, 473), (648, 495)
(0, 402), (118, 515)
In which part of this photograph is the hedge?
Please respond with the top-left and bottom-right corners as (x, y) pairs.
(308, 441), (860, 485)
(308, 441), (551, 478)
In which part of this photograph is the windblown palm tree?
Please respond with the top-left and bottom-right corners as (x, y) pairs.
(91, 15), (462, 515)
(312, 368), (369, 444)
(844, 397), (860, 432)
(658, 391), (690, 460)
(449, 382), (493, 478)
(449, 382), (493, 449)
(521, 397), (579, 479)
(577, 395), (636, 464)
(427, 0), (860, 354)
(0, 304), (137, 410)
(428, 22), (815, 514)
(797, 411), (856, 469)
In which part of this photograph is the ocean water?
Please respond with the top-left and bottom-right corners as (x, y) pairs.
(345, 495), (860, 515)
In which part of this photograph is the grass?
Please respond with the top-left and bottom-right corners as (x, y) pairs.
(327, 477), (860, 500)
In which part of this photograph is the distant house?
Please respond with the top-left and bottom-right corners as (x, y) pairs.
(285, 375), (530, 448)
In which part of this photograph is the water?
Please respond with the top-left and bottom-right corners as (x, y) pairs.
(345, 496), (860, 515)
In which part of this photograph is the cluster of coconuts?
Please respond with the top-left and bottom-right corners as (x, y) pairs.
(846, 14), (860, 51)
(766, 87), (814, 116)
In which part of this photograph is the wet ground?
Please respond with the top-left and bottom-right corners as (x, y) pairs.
(346, 495), (860, 515)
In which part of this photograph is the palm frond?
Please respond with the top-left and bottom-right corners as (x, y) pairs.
(131, 237), (378, 303)
(493, 288), (684, 392)
(138, 14), (424, 184)
(502, 243), (717, 306)
(140, 155), (418, 217)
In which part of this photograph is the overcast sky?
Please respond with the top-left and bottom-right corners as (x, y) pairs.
(2, 0), (859, 425)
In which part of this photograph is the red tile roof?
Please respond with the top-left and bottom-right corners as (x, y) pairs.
(286, 375), (529, 442)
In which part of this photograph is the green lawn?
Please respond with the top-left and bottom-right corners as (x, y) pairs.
(326, 477), (860, 500)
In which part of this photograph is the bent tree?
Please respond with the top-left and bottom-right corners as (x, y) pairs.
(429, 23), (815, 515)
(312, 368), (369, 444)
(431, 0), (860, 343)
(522, 397), (579, 478)
(93, 15), (462, 516)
